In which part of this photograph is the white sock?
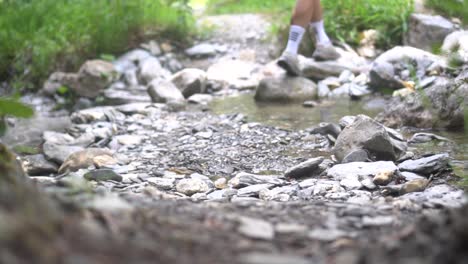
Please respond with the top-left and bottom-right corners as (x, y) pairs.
(284, 25), (305, 54)
(310, 20), (331, 45)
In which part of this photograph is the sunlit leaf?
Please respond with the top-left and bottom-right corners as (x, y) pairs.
(0, 97), (34, 118)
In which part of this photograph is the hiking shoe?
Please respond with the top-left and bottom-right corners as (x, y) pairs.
(277, 51), (301, 76)
(312, 44), (341, 61)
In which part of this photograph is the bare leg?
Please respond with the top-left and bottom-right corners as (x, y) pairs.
(291, 0), (315, 28)
(311, 0), (323, 23)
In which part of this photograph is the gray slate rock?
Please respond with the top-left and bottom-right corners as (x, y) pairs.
(171, 68), (207, 98)
(405, 13), (455, 51)
(237, 184), (272, 197)
(22, 154), (58, 176)
(84, 169), (123, 182)
(398, 153), (450, 175)
(229, 172), (285, 188)
(333, 115), (407, 162)
(147, 80), (185, 103)
(284, 157), (325, 179)
(327, 161), (398, 181)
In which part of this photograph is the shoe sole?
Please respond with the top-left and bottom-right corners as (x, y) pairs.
(277, 59), (300, 76)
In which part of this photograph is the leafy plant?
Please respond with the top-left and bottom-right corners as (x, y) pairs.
(0, 97), (34, 136)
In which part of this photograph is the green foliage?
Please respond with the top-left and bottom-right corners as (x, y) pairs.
(0, 0), (194, 90)
(0, 97), (34, 136)
(426, 0), (468, 24)
(205, 0), (413, 49)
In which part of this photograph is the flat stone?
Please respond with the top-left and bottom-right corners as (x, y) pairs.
(284, 157), (325, 179)
(147, 177), (175, 190)
(327, 161), (398, 181)
(275, 223), (308, 234)
(398, 153), (450, 175)
(84, 169), (123, 182)
(308, 229), (348, 242)
(401, 171), (426, 181)
(340, 177), (363, 191)
(237, 184), (272, 197)
(240, 253), (310, 264)
(22, 154), (58, 176)
(238, 217), (274, 240)
(362, 216), (394, 227)
(229, 172), (285, 188)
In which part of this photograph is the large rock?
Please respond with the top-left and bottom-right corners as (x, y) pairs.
(254, 75), (317, 103)
(43, 60), (118, 98)
(299, 49), (366, 80)
(376, 68), (467, 130)
(42, 142), (84, 164)
(137, 57), (171, 84)
(327, 161), (398, 181)
(405, 13), (455, 51)
(398, 153), (450, 175)
(147, 80), (185, 103)
(369, 46), (442, 90)
(333, 115), (407, 162)
(58, 148), (116, 173)
(442, 30), (468, 64)
(170, 68), (207, 98)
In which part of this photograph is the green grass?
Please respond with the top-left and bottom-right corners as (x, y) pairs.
(204, 0), (413, 49)
(426, 0), (468, 24)
(0, 0), (194, 90)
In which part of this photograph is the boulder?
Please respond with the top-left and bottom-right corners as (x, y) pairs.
(369, 46), (442, 90)
(171, 68), (207, 98)
(405, 13), (455, 51)
(254, 75), (317, 103)
(376, 69), (467, 130)
(137, 57), (171, 84)
(333, 115), (407, 162)
(147, 80), (185, 103)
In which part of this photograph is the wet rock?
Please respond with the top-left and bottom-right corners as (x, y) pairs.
(409, 132), (451, 144)
(137, 56), (170, 84)
(372, 170), (394, 186)
(171, 68), (207, 98)
(176, 178), (210, 196)
(238, 217), (274, 240)
(442, 30), (468, 64)
(58, 148), (116, 173)
(84, 169), (123, 182)
(398, 153), (450, 175)
(405, 13), (455, 51)
(369, 46), (442, 90)
(284, 157), (325, 179)
(228, 172), (285, 188)
(71, 106), (125, 124)
(254, 75), (317, 103)
(22, 154), (58, 176)
(237, 184), (272, 197)
(188, 94), (213, 105)
(43, 142), (84, 164)
(400, 178), (430, 195)
(376, 71), (467, 130)
(327, 161), (398, 181)
(333, 115), (407, 162)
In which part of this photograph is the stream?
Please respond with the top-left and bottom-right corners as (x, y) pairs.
(210, 92), (468, 179)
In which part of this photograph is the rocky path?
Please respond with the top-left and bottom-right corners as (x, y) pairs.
(2, 11), (468, 264)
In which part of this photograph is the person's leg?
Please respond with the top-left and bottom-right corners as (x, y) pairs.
(309, 0), (340, 60)
(278, 0), (314, 76)
(310, 0), (331, 45)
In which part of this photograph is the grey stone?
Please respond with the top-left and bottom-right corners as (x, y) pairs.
(176, 178), (210, 196)
(342, 149), (370, 163)
(229, 172), (285, 188)
(300, 51), (365, 80)
(237, 184), (272, 197)
(401, 171), (426, 181)
(22, 154), (58, 176)
(327, 161), (398, 181)
(254, 75), (317, 103)
(317, 81), (331, 98)
(333, 115), (407, 162)
(84, 169), (123, 182)
(340, 177), (363, 191)
(185, 43), (218, 57)
(259, 185), (298, 201)
(238, 217), (274, 240)
(147, 177), (175, 190)
(171, 68), (207, 98)
(308, 123), (341, 138)
(147, 80), (185, 103)
(240, 253), (310, 264)
(71, 106), (125, 124)
(43, 142), (84, 164)
(398, 153), (450, 175)
(339, 116), (357, 129)
(137, 57), (170, 84)
(73, 60), (118, 98)
(362, 216), (394, 227)
(113, 49), (151, 72)
(284, 157), (325, 179)
(188, 94), (213, 105)
(409, 133), (451, 144)
(308, 228), (348, 242)
(360, 178), (377, 190)
(405, 13), (455, 51)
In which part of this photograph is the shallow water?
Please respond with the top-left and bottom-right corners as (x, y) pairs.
(210, 93), (468, 178)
